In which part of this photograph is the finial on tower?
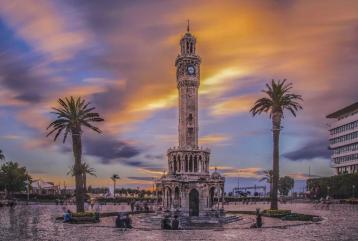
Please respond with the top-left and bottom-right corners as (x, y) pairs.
(187, 19), (190, 32)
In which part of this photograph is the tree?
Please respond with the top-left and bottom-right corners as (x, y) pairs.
(47, 96), (104, 212)
(0, 161), (31, 197)
(278, 176), (294, 196)
(0, 150), (5, 161)
(250, 79), (303, 210)
(67, 162), (96, 192)
(110, 174), (120, 197)
(259, 170), (273, 196)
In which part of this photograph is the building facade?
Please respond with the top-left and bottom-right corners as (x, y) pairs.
(31, 179), (60, 195)
(327, 102), (358, 174)
(156, 25), (225, 217)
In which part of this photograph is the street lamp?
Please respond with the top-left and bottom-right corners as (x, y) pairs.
(353, 185), (356, 198)
(24, 176), (30, 202)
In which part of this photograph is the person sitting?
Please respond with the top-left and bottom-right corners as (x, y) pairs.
(161, 215), (171, 230)
(124, 214), (133, 229)
(63, 210), (72, 223)
(171, 215), (180, 230)
(115, 213), (125, 228)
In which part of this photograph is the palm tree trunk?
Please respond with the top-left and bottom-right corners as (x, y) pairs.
(83, 173), (87, 192)
(271, 112), (281, 210)
(72, 130), (84, 213)
(113, 181), (116, 198)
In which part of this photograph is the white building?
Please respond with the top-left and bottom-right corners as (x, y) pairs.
(327, 102), (358, 174)
(31, 179), (60, 195)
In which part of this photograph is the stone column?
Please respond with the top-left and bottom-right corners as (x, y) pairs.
(222, 186), (224, 209)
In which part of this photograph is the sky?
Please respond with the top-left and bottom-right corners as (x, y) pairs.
(0, 0), (357, 191)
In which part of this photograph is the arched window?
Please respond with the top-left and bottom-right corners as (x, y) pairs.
(189, 155), (193, 172)
(166, 187), (172, 208)
(188, 113), (193, 124)
(194, 155), (198, 172)
(209, 187), (215, 208)
(174, 187), (181, 208)
(177, 155), (181, 172)
(173, 155), (177, 173)
(185, 155), (188, 172)
(190, 42), (193, 53)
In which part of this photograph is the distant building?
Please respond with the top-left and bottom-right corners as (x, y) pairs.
(31, 179), (60, 195)
(327, 102), (358, 174)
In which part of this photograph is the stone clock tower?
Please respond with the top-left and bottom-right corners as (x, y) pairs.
(175, 23), (201, 149)
(157, 23), (225, 219)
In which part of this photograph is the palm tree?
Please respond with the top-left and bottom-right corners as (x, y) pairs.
(259, 170), (273, 196)
(81, 162), (96, 192)
(110, 174), (120, 198)
(67, 162), (96, 192)
(250, 79), (302, 210)
(0, 150), (5, 161)
(47, 96), (104, 212)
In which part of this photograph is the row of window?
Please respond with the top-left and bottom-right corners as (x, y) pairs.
(330, 131), (358, 145)
(336, 164), (358, 174)
(330, 120), (358, 135)
(333, 153), (358, 164)
(332, 142), (358, 155)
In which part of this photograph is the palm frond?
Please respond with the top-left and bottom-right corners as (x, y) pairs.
(250, 79), (303, 118)
(47, 96), (104, 143)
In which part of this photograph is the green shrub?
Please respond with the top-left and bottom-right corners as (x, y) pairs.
(281, 213), (319, 221)
(72, 212), (95, 218)
(263, 209), (291, 217)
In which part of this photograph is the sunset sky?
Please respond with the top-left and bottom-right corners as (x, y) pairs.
(0, 0), (357, 190)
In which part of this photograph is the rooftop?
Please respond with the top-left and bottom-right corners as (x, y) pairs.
(326, 102), (358, 119)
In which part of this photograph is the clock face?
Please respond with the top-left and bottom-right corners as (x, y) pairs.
(187, 65), (195, 75)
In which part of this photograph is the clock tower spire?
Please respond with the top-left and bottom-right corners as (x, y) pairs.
(175, 24), (201, 148)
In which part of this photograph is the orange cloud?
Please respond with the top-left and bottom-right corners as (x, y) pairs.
(210, 95), (257, 117)
(209, 166), (264, 178)
(199, 134), (231, 145)
(0, 0), (90, 62)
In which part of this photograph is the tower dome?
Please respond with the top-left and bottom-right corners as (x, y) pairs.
(211, 167), (222, 179)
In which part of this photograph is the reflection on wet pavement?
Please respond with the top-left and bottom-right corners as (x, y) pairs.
(0, 203), (357, 241)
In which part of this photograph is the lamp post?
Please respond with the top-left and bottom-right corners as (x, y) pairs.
(353, 185), (356, 198)
(24, 176), (30, 202)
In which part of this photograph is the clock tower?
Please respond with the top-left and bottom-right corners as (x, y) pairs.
(175, 22), (201, 148)
(157, 22), (225, 219)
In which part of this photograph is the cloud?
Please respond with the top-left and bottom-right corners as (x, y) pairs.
(199, 134), (231, 145)
(144, 154), (164, 160)
(0, 51), (55, 105)
(283, 139), (330, 161)
(127, 176), (155, 182)
(209, 166), (264, 178)
(210, 95), (257, 117)
(1, 0), (358, 187)
(83, 135), (142, 164)
(0, 0), (91, 62)
(287, 172), (321, 180)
